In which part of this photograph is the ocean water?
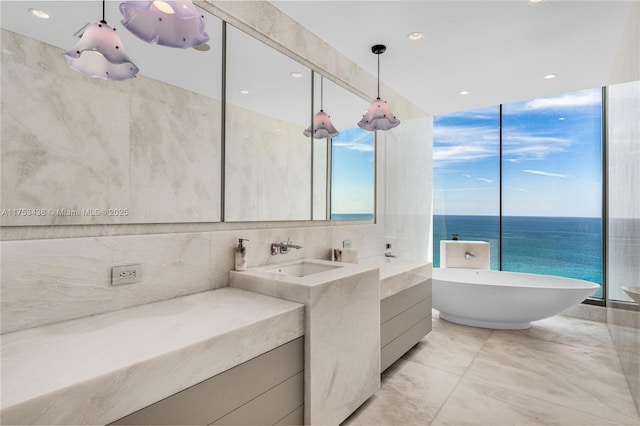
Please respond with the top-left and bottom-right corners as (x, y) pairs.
(331, 213), (374, 220)
(433, 215), (603, 297)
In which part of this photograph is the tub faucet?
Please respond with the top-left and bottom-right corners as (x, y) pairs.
(465, 252), (476, 260)
(384, 243), (396, 258)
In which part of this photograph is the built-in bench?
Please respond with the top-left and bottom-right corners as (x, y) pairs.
(0, 288), (304, 425)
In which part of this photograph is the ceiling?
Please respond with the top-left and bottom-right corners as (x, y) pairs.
(1, 1), (635, 119)
(271, 0), (635, 115)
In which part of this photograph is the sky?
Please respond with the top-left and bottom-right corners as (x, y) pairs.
(433, 87), (603, 217)
(331, 127), (375, 214)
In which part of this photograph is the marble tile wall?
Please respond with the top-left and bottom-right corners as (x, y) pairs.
(381, 117), (433, 261)
(0, 224), (385, 334)
(224, 104), (311, 222)
(0, 29), (222, 226)
(607, 80), (640, 413)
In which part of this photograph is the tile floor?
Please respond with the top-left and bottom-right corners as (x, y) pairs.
(343, 312), (640, 425)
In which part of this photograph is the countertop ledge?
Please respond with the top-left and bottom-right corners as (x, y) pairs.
(359, 257), (432, 300)
(0, 287), (305, 425)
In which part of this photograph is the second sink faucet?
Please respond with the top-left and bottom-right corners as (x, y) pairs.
(271, 239), (303, 255)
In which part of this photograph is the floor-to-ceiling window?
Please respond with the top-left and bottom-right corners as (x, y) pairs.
(434, 88), (603, 299)
(433, 106), (500, 269)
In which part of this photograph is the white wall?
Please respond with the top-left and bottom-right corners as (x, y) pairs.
(380, 117), (433, 261)
(609, 1), (640, 85)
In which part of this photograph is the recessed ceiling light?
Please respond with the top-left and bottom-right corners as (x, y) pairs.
(544, 73), (558, 79)
(527, 0), (545, 4)
(407, 32), (423, 41)
(459, 90), (470, 95)
(239, 89), (249, 94)
(290, 71), (302, 78)
(28, 8), (50, 19)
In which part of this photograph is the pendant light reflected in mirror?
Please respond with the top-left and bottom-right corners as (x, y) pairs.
(304, 75), (339, 139)
(358, 44), (400, 131)
(120, 0), (209, 49)
(62, 0), (139, 81)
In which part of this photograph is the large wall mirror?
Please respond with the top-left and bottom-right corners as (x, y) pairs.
(224, 24), (312, 222)
(1, 1), (223, 225)
(312, 75), (374, 220)
(1, 1), (375, 226)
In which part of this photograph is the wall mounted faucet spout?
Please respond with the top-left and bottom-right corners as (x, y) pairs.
(465, 252), (476, 260)
(271, 239), (303, 255)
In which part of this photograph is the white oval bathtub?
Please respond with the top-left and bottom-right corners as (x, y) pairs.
(432, 268), (600, 329)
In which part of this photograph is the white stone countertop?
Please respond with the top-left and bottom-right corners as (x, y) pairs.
(0, 287), (304, 425)
(359, 256), (432, 299)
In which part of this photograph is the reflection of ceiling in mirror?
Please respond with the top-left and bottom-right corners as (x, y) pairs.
(1, 1), (323, 129)
(226, 24), (311, 128)
(1, 1), (372, 129)
(1, 1), (222, 99)
(315, 76), (370, 132)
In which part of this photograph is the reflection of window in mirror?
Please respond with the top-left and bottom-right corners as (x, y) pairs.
(224, 24), (312, 222)
(312, 73), (375, 221)
(331, 128), (375, 220)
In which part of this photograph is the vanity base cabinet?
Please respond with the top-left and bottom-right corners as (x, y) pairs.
(380, 280), (432, 372)
(110, 337), (304, 426)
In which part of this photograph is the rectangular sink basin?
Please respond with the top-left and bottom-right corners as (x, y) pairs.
(266, 261), (343, 277)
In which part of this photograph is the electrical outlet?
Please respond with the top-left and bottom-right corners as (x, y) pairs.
(343, 239), (352, 248)
(111, 264), (143, 286)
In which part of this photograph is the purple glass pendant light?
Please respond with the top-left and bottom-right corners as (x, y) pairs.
(62, 0), (139, 80)
(358, 44), (400, 131)
(304, 75), (339, 139)
(119, 0), (209, 48)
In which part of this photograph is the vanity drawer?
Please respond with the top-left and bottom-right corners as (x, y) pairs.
(380, 279), (432, 372)
(111, 337), (304, 426)
(381, 318), (431, 372)
(381, 279), (431, 323)
(381, 298), (431, 347)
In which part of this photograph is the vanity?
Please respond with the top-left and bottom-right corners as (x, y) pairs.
(360, 257), (432, 371)
(230, 259), (380, 426)
(1, 257), (430, 426)
(229, 257), (432, 424)
(0, 288), (304, 425)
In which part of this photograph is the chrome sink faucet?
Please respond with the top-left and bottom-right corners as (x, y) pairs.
(465, 252), (476, 259)
(271, 239), (303, 255)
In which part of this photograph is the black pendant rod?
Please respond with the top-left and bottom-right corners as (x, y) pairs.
(320, 75), (324, 110)
(101, 0), (106, 23)
(371, 44), (387, 100)
(377, 53), (380, 99)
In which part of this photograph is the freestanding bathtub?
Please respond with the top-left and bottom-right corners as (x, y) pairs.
(432, 268), (600, 329)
